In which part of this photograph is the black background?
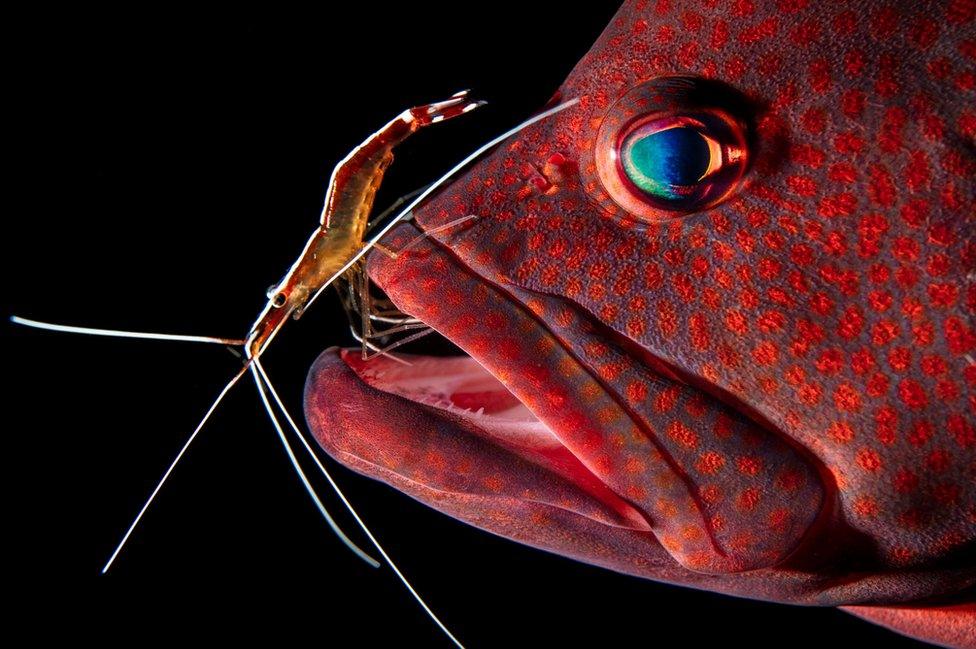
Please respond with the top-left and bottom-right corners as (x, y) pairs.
(6, 3), (928, 646)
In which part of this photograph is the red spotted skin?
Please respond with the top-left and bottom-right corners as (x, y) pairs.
(305, 0), (975, 643)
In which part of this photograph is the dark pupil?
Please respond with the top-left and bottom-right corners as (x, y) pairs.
(622, 127), (710, 200)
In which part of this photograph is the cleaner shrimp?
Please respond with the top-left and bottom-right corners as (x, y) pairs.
(11, 89), (577, 647)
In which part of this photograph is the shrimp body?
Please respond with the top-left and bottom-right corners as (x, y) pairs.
(246, 94), (484, 359)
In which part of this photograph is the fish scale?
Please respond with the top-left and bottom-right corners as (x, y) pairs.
(304, 0), (975, 645)
(406, 0), (975, 570)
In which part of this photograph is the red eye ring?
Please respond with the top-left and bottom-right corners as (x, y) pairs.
(590, 76), (752, 222)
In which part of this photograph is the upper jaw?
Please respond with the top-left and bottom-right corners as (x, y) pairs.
(319, 222), (825, 574)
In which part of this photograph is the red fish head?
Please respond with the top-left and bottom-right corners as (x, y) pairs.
(306, 0), (974, 615)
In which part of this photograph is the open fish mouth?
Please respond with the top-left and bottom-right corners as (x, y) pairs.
(305, 220), (828, 582)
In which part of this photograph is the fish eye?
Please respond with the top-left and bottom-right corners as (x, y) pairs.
(593, 76), (751, 221)
(272, 292), (288, 308)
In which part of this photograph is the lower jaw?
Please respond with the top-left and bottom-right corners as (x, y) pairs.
(304, 346), (976, 607)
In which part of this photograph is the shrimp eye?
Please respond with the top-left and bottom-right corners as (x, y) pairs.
(593, 76), (751, 221)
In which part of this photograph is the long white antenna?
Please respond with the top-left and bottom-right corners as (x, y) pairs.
(13, 99), (579, 634)
(10, 316), (246, 346)
(303, 97), (580, 314)
(253, 359), (465, 649)
(249, 363), (379, 568)
(101, 362), (251, 573)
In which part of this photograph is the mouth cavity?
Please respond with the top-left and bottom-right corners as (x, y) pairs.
(341, 350), (536, 423)
(336, 348), (654, 532)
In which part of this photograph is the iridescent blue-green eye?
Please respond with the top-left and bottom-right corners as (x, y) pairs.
(593, 77), (751, 221)
(620, 126), (716, 201)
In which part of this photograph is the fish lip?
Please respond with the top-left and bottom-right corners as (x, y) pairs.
(361, 221), (781, 470)
(373, 218), (814, 482)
